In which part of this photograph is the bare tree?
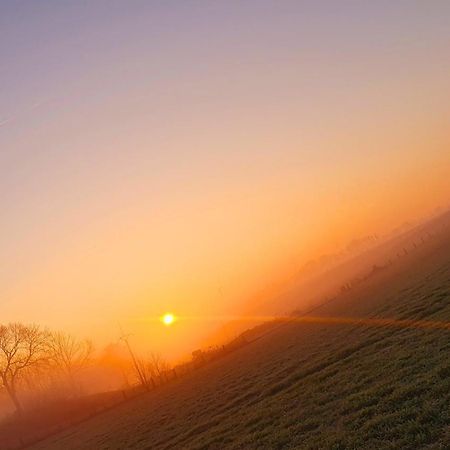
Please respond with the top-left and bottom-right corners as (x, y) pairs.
(0, 323), (49, 414)
(148, 352), (170, 380)
(135, 357), (151, 389)
(127, 351), (170, 390)
(48, 331), (93, 395)
(138, 352), (170, 387)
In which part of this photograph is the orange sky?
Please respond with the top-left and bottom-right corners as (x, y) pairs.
(1, 2), (449, 360)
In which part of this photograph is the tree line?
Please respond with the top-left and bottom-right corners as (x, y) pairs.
(0, 322), (169, 417)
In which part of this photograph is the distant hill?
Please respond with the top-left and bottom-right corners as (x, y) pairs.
(205, 209), (450, 346)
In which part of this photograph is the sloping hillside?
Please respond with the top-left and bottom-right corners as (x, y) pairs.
(31, 229), (449, 449)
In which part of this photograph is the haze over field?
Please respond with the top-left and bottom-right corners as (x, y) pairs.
(23, 216), (450, 449)
(1, 1), (449, 362)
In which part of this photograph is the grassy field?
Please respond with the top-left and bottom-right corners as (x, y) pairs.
(30, 228), (449, 449)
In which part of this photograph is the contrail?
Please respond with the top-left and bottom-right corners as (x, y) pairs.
(0, 117), (12, 127)
(0, 100), (47, 129)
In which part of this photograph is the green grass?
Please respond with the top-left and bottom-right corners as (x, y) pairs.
(31, 231), (450, 450)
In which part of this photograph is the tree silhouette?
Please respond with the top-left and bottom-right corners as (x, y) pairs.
(148, 352), (170, 380)
(48, 331), (93, 395)
(0, 323), (49, 414)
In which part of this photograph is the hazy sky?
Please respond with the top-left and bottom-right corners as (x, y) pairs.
(1, 1), (449, 359)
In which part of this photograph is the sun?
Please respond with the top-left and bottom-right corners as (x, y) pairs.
(161, 313), (176, 326)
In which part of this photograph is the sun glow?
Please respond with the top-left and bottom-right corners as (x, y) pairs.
(161, 313), (176, 326)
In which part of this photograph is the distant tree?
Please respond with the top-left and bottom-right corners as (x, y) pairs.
(135, 357), (151, 389)
(134, 352), (170, 389)
(48, 331), (93, 395)
(147, 352), (170, 380)
(0, 323), (49, 414)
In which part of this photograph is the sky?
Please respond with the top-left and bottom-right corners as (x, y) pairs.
(1, 1), (449, 360)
